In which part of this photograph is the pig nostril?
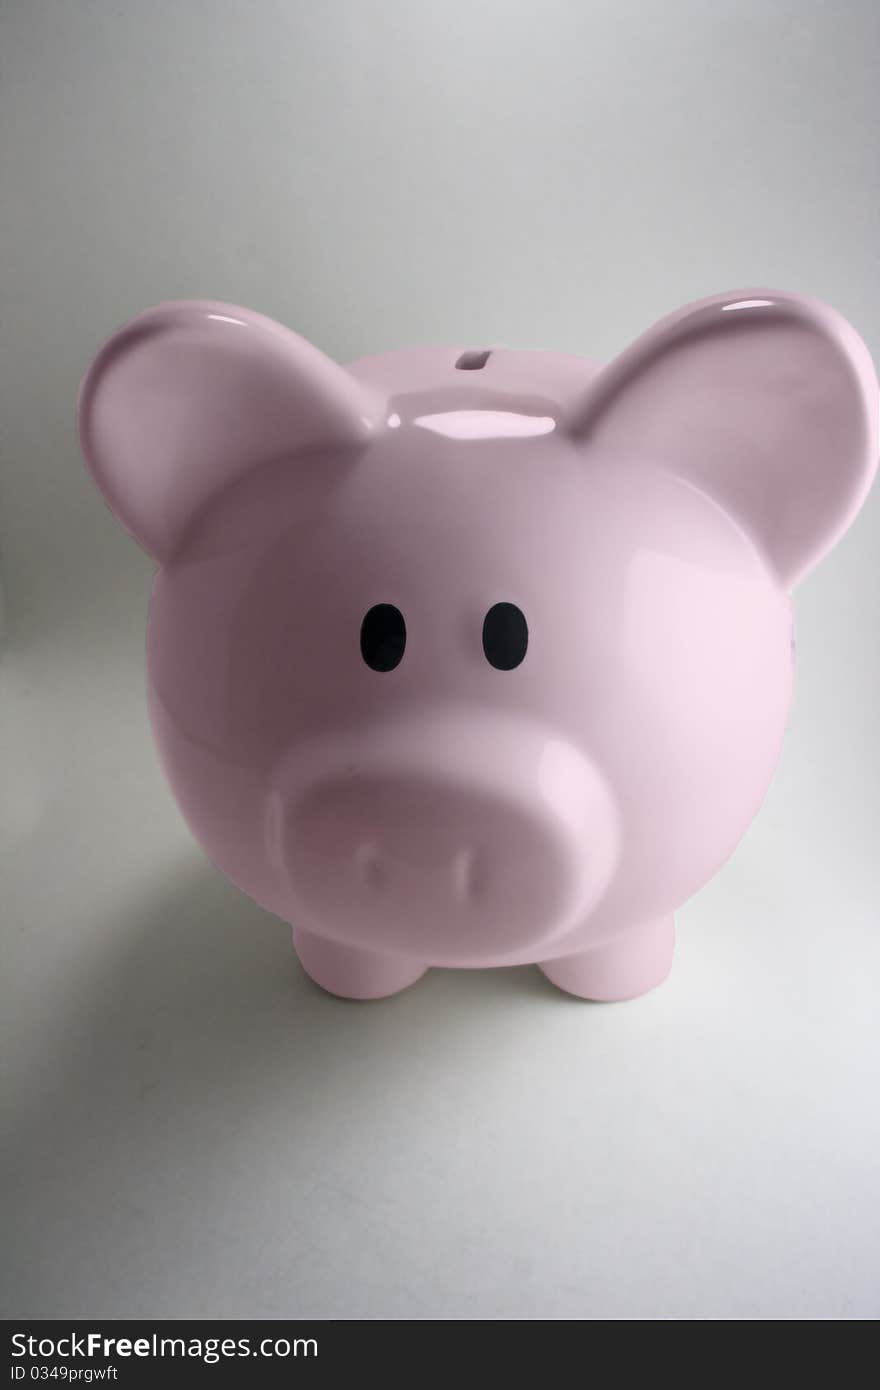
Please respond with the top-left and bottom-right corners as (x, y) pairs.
(356, 842), (388, 891)
(453, 847), (488, 905)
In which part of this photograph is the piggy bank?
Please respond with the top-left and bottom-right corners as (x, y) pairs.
(78, 290), (878, 1001)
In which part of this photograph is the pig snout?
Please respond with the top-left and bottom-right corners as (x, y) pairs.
(267, 710), (619, 960)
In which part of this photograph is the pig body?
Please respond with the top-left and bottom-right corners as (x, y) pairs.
(79, 292), (878, 999)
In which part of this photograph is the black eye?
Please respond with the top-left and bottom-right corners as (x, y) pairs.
(360, 604), (406, 672)
(482, 602), (528, 670)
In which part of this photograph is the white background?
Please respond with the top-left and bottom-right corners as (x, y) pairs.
(1, 0), (878, 1318)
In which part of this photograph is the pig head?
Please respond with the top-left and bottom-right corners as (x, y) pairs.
(78, 291), (877, 995)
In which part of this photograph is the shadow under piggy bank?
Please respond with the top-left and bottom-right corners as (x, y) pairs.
(5, 853), (579, 1317)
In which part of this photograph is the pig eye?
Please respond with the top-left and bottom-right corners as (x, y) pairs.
(482, 602), (528, 670)
(360, 604), (406, 672)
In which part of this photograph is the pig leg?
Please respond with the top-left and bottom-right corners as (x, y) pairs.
(538, 916), (674, 1001)
(292, 927), (427, 1000)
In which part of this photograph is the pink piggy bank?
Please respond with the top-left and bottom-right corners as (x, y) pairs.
(78, 290), (878, 1001)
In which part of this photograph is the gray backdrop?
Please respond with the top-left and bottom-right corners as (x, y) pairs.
(1, 0), (878, 1319)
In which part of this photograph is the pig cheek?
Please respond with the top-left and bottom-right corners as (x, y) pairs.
(145, 558), (310, 919)
(603, 558), (793, 912)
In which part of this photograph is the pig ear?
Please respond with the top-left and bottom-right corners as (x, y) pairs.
(78, 300), (382, 561)
(570, 290), (878, 587)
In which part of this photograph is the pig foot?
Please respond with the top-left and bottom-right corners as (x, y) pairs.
(292, 927), (427, 1000)
(538, 916), (674, 1001)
